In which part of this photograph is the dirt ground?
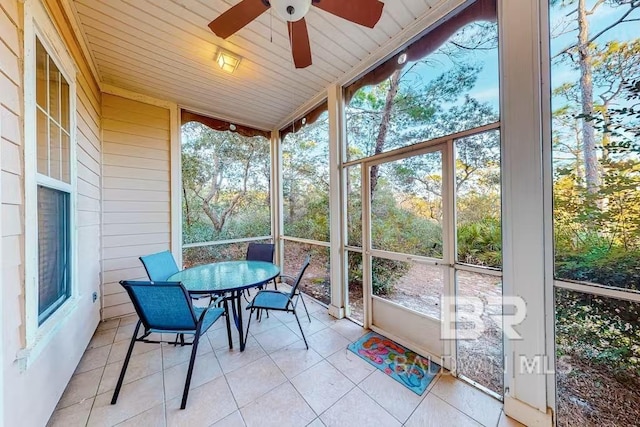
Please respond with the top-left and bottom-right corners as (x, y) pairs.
(556, 356), (640, 427)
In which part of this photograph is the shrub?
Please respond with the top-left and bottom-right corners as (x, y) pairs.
(457, 218), (502, 267)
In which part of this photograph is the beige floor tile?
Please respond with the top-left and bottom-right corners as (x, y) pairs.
(240, 382), (316, 427)
(244, 312), (284, 336)
(286, 315), (329, 338)
(326, 349), (375, 384)
(118, 314), (139, 326)
(431, 375), (502, 427)
(163, 352), (223, 400)
(208, 324), (239, 350)
(115, 404), (166, 427)
(47, 397), (94, 426)
(88, 372), (165, 427)
(98, 348), (163, 394)
(320, 388), (400, 427)
(329, 319), (368, 342)
(214, 337), (267, 374)
(162, 337), (212, 369)
(306, 329), (350, 357)
(88, 328), (117, 349)
(311, 312), (340, 327)
(253, 324), (301, 353)
(56, 366), (104, 409)
(405, 393), (482, 427)
(75, 345), (111, 374)
(269, 340), (323, 379)
(498, 411), (525, 426)
(225, 356), (287, 407)
(290, 360), (354, 414)
(359, 370), (425, 423)
(166, 376), (237, 427)
(210, 410), (246, 427)
(114, 322), (140, 343)
(271, 310), (300, 324)
(302, 300), (327, 315)
(107, 339), (160, 365)
(97, 318), (121, 332)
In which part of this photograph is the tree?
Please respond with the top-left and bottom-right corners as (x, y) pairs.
(554, 0), (640, 192)
(181, 122), (270, 238)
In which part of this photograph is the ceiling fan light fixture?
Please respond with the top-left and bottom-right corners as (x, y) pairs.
(216, 48), (242, 74)
(270, 0), (311, 22)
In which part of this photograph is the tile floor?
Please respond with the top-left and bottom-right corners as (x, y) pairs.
(48, 295), (524, 427)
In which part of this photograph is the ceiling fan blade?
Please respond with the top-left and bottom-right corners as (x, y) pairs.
(313, 0), (384, 28)
(288, 18), (312, 69)
(208, 0), (270, 39)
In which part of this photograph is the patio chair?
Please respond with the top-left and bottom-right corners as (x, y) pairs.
(140, 250), (209, 302)
(245, 255), (311, 349)
(246, 242), (276, 290)
(112, 281), (230, 410)
(139, 250), (179, 281)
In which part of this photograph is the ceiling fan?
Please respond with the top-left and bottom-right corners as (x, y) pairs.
(208, 0), (385, 69)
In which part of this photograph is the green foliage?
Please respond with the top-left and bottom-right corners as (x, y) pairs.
(347, 252), (410, 295)
(457, 219), (502, 268)
(556, 289), (640, 377)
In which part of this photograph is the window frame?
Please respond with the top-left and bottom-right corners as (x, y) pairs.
(23, 0), (78, 352)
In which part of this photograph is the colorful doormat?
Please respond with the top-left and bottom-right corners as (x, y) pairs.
(348, 332), (441, 395)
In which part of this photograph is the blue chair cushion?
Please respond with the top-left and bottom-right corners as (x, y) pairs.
(140, 251), (180, 282)
(249, 291), (290, 310)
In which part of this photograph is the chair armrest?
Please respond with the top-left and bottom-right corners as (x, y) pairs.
(210, 295), (225, 307)
(195, 295), (225, 324)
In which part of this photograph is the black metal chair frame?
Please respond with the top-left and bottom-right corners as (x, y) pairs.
(245, 255), (311, 349)
(244, 243), (277, 308)
(111, 281), (231, 410)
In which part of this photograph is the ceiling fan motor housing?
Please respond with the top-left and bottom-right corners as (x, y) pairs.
(269, 0), (312, 22)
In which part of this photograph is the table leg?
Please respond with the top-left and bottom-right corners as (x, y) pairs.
(230, 290), (247, 352)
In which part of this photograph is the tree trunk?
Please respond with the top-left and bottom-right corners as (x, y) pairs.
(577, 0), (600, 193)
(370, 69), (402, 198)
(183, 186), (191, 227)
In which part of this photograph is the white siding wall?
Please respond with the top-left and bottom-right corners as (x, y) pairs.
(1, 0), (103, 425)
(0, 0), (24, 369)
(102, 93), (171, 319)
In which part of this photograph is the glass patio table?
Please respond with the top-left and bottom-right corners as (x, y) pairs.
(168, 260), (280, 352)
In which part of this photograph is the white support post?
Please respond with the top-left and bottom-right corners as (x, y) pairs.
(271, 130), (284, 267)
(500, 0), (553, 425)
(0, 100), (4, 426)
(170, 105), (182, 267)
(327, 84), (346, 318)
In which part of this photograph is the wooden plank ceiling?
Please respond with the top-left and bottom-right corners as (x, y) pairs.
(70, 0), (444, 130)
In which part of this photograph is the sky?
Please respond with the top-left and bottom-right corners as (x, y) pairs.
(383, 1), (638, 121)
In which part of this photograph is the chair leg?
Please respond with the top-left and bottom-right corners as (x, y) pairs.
(245, 308), (254, 341)
(111, 320), (141, 404)
(181, 329), (201, 410)
(293, 309), (309, 350)
(224, 298), (233, 349)
(298, 292), (311, 322)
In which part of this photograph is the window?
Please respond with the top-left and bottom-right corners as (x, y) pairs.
(549, 0), (640, 424)
(180, 112), (272, 267)
(281, 107), (332, 306)
(35, 37), (72, 324)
